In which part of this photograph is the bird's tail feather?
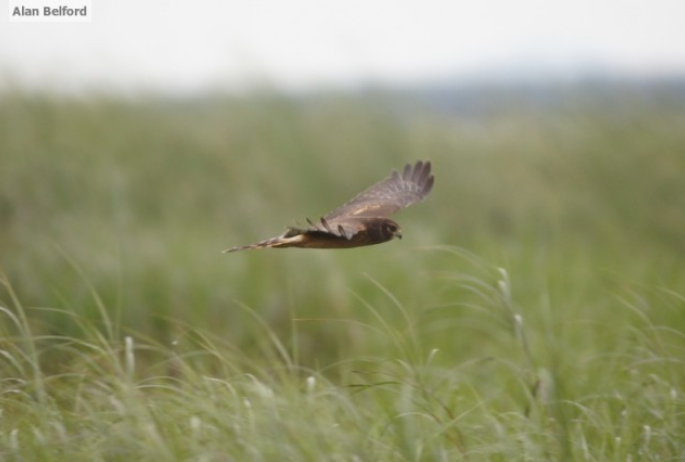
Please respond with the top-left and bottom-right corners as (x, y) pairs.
(222, 233), (303, 253)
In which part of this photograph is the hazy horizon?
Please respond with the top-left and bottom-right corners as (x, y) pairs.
(2, 0), (685, 95)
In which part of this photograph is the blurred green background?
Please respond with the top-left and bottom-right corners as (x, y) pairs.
(2, 84), (685, 459)
(1, 84), (684, 369)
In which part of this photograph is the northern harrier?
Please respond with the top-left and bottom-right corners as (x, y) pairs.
(223, 160), (434, 252)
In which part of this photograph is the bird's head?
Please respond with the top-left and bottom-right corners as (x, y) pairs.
(381, 219), (402, 241)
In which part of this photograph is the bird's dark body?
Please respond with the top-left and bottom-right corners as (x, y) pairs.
(228, 218), (399, 251)
(224, 161), (432, 253)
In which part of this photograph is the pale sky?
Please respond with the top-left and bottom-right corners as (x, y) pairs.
(1, 0), (684, 94)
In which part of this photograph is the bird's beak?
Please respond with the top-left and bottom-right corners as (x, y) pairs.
(395, 230), (403, 240)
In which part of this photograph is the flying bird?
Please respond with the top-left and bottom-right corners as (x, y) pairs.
(223, 160), (434, 252)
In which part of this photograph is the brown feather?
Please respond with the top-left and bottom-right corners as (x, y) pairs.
(323, 161), (433, 220)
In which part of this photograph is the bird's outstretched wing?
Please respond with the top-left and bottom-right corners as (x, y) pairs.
(323, 160), (434, 221)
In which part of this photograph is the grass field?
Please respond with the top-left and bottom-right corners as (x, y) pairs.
(1, 85), (685, 460)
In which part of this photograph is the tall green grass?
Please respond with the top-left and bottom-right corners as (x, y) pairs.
(1, 88), (684, 459)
